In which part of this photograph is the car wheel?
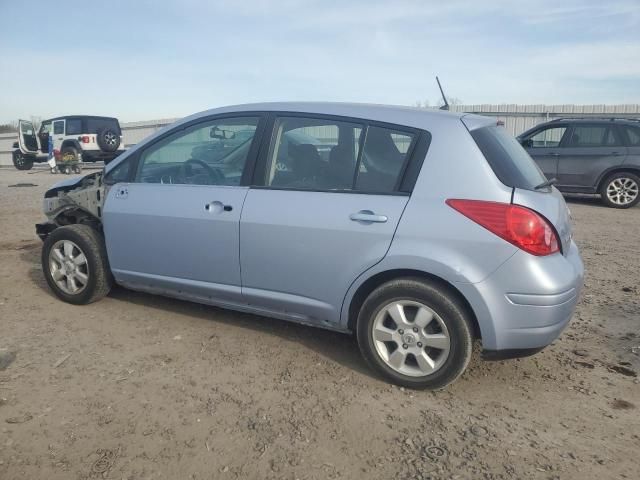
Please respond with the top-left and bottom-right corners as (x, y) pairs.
(600, 172), (640, 209)
(97, 128), (121, 152)
(42, 225), (113, 305)
(61, 146), (79, 163)
(356, 278), (473, 389)
(12, 150), (33, 170)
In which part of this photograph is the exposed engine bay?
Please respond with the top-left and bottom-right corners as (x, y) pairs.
(37, 172), (107, 239)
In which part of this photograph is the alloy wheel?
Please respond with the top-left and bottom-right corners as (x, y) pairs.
(48, 240), (90, 295)
(14, 152), (25, 167)
(372, 300), (451, 377)
(104, 132), (117, 146)
(607, 177), (639, 206)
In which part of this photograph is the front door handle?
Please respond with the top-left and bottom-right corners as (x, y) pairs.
(205, 201), (232, 213)
(350, 210), (388, 223)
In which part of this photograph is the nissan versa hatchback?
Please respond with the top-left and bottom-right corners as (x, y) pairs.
(37, 103), (584, 389)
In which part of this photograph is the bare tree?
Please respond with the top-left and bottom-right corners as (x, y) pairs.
(414, 100), (431, 109)
(0, 123), (18, 134)
(30, 115), (43, 131)
(436, 96), (463, 108)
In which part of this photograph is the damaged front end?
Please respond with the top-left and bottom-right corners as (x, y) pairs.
(37, 172), (107, 241)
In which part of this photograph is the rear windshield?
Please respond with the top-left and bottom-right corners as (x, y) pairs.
(84, 118), (121, 134)
(471, 125), (546, 191)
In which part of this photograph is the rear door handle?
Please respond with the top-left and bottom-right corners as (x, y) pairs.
(350, 210), (388, 223)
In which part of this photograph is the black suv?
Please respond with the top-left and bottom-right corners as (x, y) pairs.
(518, 118), (640, 208)
(12, 115), (124, 170)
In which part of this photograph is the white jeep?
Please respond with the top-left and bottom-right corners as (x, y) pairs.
(12, 115), (125, 170)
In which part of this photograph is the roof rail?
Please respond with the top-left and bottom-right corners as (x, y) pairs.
(549, 117), (640, 123)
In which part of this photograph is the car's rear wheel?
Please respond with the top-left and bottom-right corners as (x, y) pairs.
(61, 146), (79, 163)
(357, 278), (473, 389)
(600, 172), (640, 209)
(12, 150), (33, 170)
(42, 225), (113, 305)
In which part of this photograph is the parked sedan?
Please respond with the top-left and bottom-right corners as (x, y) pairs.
(36, 103), (584, 389)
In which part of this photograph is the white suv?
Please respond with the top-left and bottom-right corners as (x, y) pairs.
(13, 115), (125, 170)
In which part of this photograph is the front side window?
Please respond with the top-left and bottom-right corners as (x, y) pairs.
(66, 119), (82, 135)
(136, 117), (259, 186)
(105, 158), (134, 185)
(21, 122), (34, 135)
(526, 127), (567, 148)
(40, 122), (51, 135)
(53, 121), (64, 135)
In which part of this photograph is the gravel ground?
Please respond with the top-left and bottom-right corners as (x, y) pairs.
(0, 166), (638, 480)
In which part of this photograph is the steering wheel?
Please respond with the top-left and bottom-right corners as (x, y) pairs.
(179, 158), (225, 184)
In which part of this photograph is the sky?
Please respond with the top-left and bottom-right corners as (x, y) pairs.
(0, 0), (639, 124)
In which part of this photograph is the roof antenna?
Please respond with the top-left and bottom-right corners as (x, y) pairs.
(436, 76), (449, 111)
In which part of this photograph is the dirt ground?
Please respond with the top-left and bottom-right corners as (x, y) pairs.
(0, 166), (638, 480)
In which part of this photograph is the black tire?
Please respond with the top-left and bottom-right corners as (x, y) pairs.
(12, 150), (33, 170)
(42, 225), (113, 305)
(599, 172), (640, 209)
(356, 278), (473, 390)
(61, 146), (79, 163)
(96, 127), (121, 152)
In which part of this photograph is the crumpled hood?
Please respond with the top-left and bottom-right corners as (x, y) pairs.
(44, 172), (102, 198)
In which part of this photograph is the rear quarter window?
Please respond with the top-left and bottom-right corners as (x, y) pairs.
(471, 126), (547, 191)
(85, 118), (121, 134)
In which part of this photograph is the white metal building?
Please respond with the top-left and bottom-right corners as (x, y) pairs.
(1, 104), (639, 167)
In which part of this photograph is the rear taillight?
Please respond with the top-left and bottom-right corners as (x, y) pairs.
(446, 199), (560, 256)
(81, 136), (90, 143)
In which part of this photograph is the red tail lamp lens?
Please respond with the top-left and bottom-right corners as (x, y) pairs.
(446, 199), (560, 256)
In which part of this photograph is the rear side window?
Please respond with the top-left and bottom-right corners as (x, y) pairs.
(567, 125), (621, 147)
(85, 118), (121, 134)
(265, 117), (364, 191)
(622, 126), (640, 146)
(355, 126), (415, 192)
(66, 119), (82, 135)
(263, 117), (417, 193)
(471, 126), (546, 191)
(53, 121), (64, 135)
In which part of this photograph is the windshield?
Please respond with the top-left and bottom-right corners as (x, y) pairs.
(471, 126), (547, 191)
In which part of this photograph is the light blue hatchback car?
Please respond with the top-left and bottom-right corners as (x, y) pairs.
(37, 103), (584, 389)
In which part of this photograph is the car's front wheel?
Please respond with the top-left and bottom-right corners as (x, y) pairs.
(12, 150), (33, 170)
(600, 172), (640, 209)
(357, 278), (473, 389)
(42, 225), (113, 304)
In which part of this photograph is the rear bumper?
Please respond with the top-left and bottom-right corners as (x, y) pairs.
(456, 240), (584, 352)
(81, 149), (125, 162)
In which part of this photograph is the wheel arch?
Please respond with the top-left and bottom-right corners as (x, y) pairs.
(345, 268), (482, 340)
(52, 206), (102, 229)
(61, 139), (82, 152)
(596, 166), (640, 191)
